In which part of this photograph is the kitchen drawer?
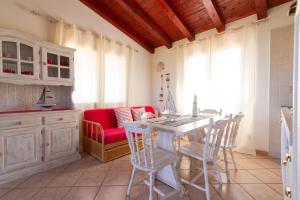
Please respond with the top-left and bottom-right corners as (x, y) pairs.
(44, 113), (77, 125)
(0, 116), (42, 130)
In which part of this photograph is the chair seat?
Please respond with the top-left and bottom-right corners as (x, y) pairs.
(133, 147), (177, 171)
(179, 142), (209, 161)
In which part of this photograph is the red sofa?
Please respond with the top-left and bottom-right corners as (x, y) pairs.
(83, 106), (156, 161)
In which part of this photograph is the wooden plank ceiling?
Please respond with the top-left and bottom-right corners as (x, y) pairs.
(80, 0), (292, 53)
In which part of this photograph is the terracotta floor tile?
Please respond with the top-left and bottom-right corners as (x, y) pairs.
(186, 184), (221, 200)
(267, 184), (283, 195)
(0, 178), (28, 189)
(63, 186), (99, 200)
(232, 152), (248, 159)
(0, 188), (41, 200)
(47, 171), (82, 187)
(17, 173), (57, 188)
(111, 160), (132, 171)
(94, 186), (127, 200)
(269, 169), (282, 176)
(63, 159), (92, 172)
(0, 189), (10, 198)
(241, 184), (282, 200)
(257, 159), (281, 169)
(212, 183), (254, 200)
(131, 184), (159, 200)
(132, 170), (148, 185)
(235, 159), (265, 169)
(86, 159), (112, 172)
(102, 170), (131, 185)
(230, 170), (262, 183)
(46, 165), (68, 173)
(218, 160), (244, 170)
(179, 168), (232, 185)
(157, 184), (188, 200)
(248, 169), (282, 183)
(118, 154), (131, 161)
(241, 153), (269, 159)
(32, 187), (71, 200)
(75, 170), (106, 186)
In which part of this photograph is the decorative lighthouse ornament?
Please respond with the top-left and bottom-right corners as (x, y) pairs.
(192, 95), (198, 117)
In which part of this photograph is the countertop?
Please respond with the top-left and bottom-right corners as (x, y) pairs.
(0, 107), (73, 115)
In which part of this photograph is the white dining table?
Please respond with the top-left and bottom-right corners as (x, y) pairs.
(142, 115), (221, 193)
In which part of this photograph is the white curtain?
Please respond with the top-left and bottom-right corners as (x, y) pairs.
(53, 20), (132, 109)
(176, 25), (257, 154)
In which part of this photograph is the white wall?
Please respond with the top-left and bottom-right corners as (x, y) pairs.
(269, 25), (294, 158)
(151, 2), (294, 152)
(0, 0), (152, 106)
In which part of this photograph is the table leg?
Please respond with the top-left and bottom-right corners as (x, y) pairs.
(156, 130), (184, 193)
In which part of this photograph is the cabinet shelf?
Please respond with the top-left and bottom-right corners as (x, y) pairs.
(0, 31), (74, 86)
(2, 57), (18, 62)
(20, 60), (34, 64)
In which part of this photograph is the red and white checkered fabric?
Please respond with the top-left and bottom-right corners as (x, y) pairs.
(114, 107), (134, 127)
(131, 107), (146, 121)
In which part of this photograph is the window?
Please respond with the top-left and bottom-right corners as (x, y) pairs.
(104, 53), (127, 104)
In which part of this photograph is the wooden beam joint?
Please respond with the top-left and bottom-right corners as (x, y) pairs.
(118, 0), (172, 48)
(80, 0), (154, 53)
(202, 0), (225, 32)
(157, 0), (195, 41)
(254, 0), (267, 20)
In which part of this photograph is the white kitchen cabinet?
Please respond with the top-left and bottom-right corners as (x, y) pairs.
(0, 28), (75, 86)
(0, 110), (80, 184)
(44, 123), (78, 161)
(0, 127), (42, 173)
(41, 47), (74, 84)
(0, 37), (39, 80)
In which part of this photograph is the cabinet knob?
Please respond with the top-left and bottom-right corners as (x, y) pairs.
(45, 143), (49, 147)
(15, 121), (22, 125)
(58, 117), (63, 121)
(285, 187), (292, 198)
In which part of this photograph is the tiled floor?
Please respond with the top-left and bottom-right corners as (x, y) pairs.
(0, 152), (282, 200)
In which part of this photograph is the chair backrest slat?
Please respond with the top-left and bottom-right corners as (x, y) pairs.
(204, 118), (228, 161)
(199, 108), (222, 117)
(223, 113), (244, 148)
(124, 122), (154, 169)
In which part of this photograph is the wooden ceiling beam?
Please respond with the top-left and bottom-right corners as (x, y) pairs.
(80, 0), (154, 53)
(118, 0), (172, 48)
(156, 0), (195, 41)
(202, 0), (225, 32)
(254, 0), (267, 20)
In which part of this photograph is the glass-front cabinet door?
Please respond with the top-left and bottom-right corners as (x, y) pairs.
(42, 48), (73, 83)
(0, 37), (39, 79)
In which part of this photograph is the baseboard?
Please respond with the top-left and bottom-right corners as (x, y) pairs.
(256, 149), (269, 156)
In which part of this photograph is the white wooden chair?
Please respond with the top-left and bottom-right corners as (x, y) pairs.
(186, 108), (222, 145)
(198, 108), (222, 117)
(124, 122), (179, 200)
(221, 113), (244, 182)
(178, 118), (228, 200)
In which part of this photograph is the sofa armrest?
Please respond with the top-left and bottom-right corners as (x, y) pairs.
(83, 120), (105, 144)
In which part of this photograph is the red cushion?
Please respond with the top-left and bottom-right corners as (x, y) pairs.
(84, 108), (117, 129)
(89, 127), (126, 144)
(130, 105), (155, 114)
